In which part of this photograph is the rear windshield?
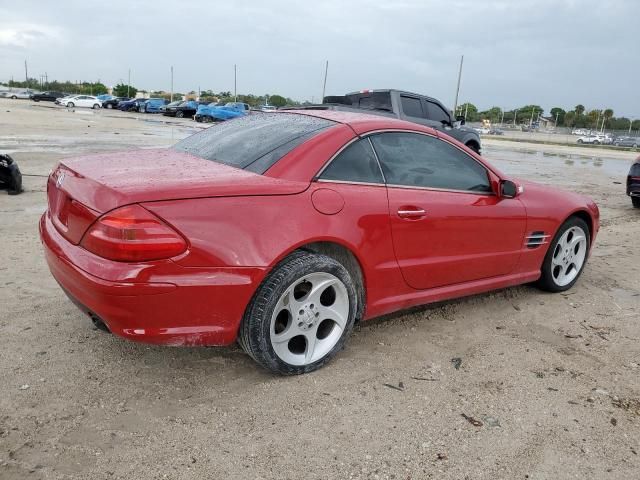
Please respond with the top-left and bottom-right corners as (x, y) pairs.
(345, 92), (392, 112)
(172, 113), (335, 173)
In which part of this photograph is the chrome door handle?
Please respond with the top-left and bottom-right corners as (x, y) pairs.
(397, 208), (426, 219)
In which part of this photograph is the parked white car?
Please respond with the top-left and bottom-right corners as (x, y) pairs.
(60, 95), (102, 109)
(576, 134), (611, 145)
(0, 90), (34, 99)
(572, 128), (589, 135)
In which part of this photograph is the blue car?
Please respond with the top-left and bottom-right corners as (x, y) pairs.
(139, 98), (168, 113)
(118, 98), (148, 112)
(194, 102), (250, 122)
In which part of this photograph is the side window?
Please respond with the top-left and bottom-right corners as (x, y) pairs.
(370, 132), (491, 192)
(400, 96), (424, 118)
(426, 101), (451, 124)
(319, 139), (384, 184)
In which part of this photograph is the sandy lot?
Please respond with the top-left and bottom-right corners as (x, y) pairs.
(1, 99), (639, 480)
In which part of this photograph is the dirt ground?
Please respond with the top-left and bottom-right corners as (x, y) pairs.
(1, 99), (639, 480)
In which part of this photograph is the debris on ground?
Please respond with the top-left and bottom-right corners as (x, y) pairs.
(411, 376), (439, 381)
(18, 384), (30, 390)
(383, 382), (405, 392)
(461, 413), (483, 427)
(0, 154), (23, 195)
(436, 452), (448, 460)
(481, 416), (501, 427)
(611, 396), (640, 416)
(451, 357), (462, 370)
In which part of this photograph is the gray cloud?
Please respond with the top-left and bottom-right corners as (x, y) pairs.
(0, 0), (637, 116)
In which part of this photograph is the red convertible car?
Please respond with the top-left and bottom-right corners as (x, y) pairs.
(41, 111), (600, 374)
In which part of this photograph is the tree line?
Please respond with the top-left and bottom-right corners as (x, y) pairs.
(456, 102), (639, 131)
(5, 78), (299, 107)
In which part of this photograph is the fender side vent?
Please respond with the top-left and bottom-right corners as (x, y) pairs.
(526, 231), (550, 249)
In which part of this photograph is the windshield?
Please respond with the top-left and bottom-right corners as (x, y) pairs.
(172, 113), (335, 173)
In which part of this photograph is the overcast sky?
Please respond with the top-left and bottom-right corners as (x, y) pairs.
(0, 0), (638, 116)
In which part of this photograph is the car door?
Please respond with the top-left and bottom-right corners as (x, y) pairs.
(398, 94), (430, 128)
(369, 131), (527, 290)
(76, 96), (90, 107)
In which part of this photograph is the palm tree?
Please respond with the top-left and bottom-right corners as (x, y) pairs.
(574, 105), (585, 116)
(603, 108), (614, 128)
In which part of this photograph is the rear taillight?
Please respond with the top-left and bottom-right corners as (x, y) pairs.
(80, 204), (187, 262)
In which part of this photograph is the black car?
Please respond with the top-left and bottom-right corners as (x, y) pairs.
(163, 100), (200, 118)
(103, 97), (129, 109)
(614, 136), (639, 148)
(627, 156), (640, 208)
(30, 91), (65, 102)
(118, 98), (148, 112)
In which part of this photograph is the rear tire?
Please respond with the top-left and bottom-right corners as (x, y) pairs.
(92, 104), (100, 109)
(632, 197), (640, 208)
(176, 110), (184, 118)
(106, 103), (113, 109)
(577, 139), (583, 144)
(67, 102), (74, 108)
(536, 217), (590, 292)
(239, 252), (358, 375)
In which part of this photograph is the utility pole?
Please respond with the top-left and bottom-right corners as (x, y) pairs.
(170, 66), (174, 102)
(234, 64), (237, 102)
(127, 69), (131, 97)
(321, 60), (329, 103)
(24, 60), (28, 87)
(629, 118), (633, 135)
(500, 109), (505, 126)
(453, 55), (463, 115)
(464, 102), (468, 121)
(529, 108), (535, 127)
(514, 109), (518, 126)
(555, 111), (559, 127)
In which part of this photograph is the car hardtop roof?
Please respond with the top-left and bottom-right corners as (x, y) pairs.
(345, 88), (443, 104)
(280, 108), (438, 134)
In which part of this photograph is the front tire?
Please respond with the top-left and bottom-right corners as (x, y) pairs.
(536, 217), (590, 292)
(176, 110), (184, 118)
(239, 252), (358, 375)
(106, 103), (113, 109)
(92, 104), (100, 109)
(67, 102), (74, 108)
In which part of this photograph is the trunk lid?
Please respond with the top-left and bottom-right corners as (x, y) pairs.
(48, 148), (308, 243)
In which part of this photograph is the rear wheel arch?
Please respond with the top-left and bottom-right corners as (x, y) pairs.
(266, 240), (367, 322)
(297, 241), (366, 321)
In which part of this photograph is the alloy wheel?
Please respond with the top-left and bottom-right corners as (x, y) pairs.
(269, 272), (349, 366)
(551, 226), (587, 287)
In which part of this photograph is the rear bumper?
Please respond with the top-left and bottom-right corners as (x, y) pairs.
(40, 212), (266, 346)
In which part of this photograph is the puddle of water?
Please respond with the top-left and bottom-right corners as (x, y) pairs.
(485, 145), (632, 178)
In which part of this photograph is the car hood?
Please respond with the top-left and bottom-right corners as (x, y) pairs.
(53, 148), (309, 213)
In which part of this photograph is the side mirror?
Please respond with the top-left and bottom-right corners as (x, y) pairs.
(455, 115), (466, 125)
(500, 180), (519, 198)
